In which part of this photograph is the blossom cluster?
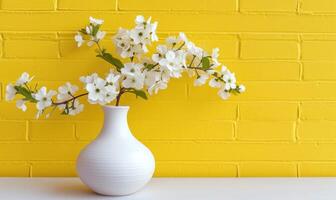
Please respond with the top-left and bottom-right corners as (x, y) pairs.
(6, 72), (84, 118)
(6, 16), (245, 118)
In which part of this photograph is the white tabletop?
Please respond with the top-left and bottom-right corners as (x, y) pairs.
(0, 178), (335, 200)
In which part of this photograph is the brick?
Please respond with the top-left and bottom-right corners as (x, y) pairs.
(1, 142), (336, 162)
(3, 33), (57, 40)
(58, 0), (116, 10)
(31, 162), (76, 177)
(144, 142), (336, 161)
(239, 162), (297, 177)
(118, 0), (237, 11)
(303, 62), (336, 80)
(301, 0), (336, 13)
(29, 121), (75, 140)
(237, 121), (295, 141)
(239, 102), (298, 120)
(59, 40), (105, 59)
(189, 82), (336, 101)
(188, 34), (239, 59)
(241, 33), (299, 40)
(0, 12), (336, 33)
(300, 163), (336, 176)
(141, 78), (187, 101)
(75, 121), (102, 140)
(240, 0), (297, 12)
(298, 121), (336, 140)
(0, 101), (103, 122)
(129, 101), (237, 121)
(1, 0), (55, 10)
(0, 82), (2, 100)
(301, 102), (336, 120)
(0, 38), (3, 58)
(155, 162), (237, 177)
(130, 120), (234, 140)
(302, 41), (336, 60)
(0, 59), (110, 81)
(228, 61), (301, 81)
(0, 162), (30, 177)
(241, 40), (299, 59)
(301, 34), (336, 41)
(0, 121), (26, 141)
(0, 142), (86, 161)
(4, 40), (59, 58)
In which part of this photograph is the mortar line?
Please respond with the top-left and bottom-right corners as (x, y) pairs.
(297, 162), (301, 177)
(25, 120), (30, 141)
(54, 0), (58, 11)
(115, 0), (119, 11)
(28, 162), (33, 177)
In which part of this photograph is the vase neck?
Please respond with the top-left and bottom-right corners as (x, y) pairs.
(99, 106), (132, 139)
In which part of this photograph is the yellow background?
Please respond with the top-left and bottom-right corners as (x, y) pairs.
(1, 0), (336, 177)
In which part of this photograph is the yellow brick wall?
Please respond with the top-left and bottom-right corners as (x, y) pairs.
(0, 0), (336, 177)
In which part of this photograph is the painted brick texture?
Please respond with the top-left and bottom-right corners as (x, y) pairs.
(0, 0), (335, 177)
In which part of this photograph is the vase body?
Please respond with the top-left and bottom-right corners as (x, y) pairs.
(76, 106), (155, 196)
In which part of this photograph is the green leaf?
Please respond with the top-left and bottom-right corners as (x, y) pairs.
(14, 86), (37, 103)
(91, 25), (100, 36)
(97, 52), (124, 70)
(128, 89), (148, 100)
(79, 28), (87, 35)
(201, 57), (210, 69)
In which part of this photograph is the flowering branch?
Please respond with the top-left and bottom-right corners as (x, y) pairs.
(6, 15), (245, 119)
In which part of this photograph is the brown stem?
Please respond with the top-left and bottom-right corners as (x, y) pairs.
(53, 93), (88, 106)
(115, 88), (126, 106)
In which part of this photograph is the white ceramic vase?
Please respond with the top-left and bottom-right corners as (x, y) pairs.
(76, 106), (155, 196)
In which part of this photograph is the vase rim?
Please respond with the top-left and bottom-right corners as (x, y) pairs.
(103, 105), (130, 109)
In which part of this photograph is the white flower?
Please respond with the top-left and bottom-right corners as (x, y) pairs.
(80, 73), (98, 85)
(57, 82), (78, 102)
(103, 85), (119, 103)
(144, 70), (161, 87)
(238, 84), (246, 93)
(152, 45), (168, 63)
(223, 70), (236, 90)
(16, 100), (27, 112)
(122, 73), (145, 90)
(86, 25), (93, 35)
(130, 28), (150, 45)
(86, 77), (107, 104)
(121, 63), (143, 76)
(194, 74), (209, 86)
(221, 65), (228, 73)
(186, 41), (203, 58)
(95, 30), (106, 41)
(211, 48), (220, 67)
(16, 72), (33, 86)
(6, 84), (16, 101)
(34, 87), (57, 111)
(148, 81), (167, 95)
(106, 72), (120, 88)
(166, 36), (179, 47)
(68, 100), (84, 116)
(86, 38), (95, 47)
(74, 32), (84, 47)
(209, 78), (222, 88)
(135, 15), (145, 26)
(147, 21), (158, 42)
(218, 88), (230, 100)
(89, 16), (104, 26)
(113, 28), (133, 58)
(179, 32), (189, 43)
(158, 50), (185, 78)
